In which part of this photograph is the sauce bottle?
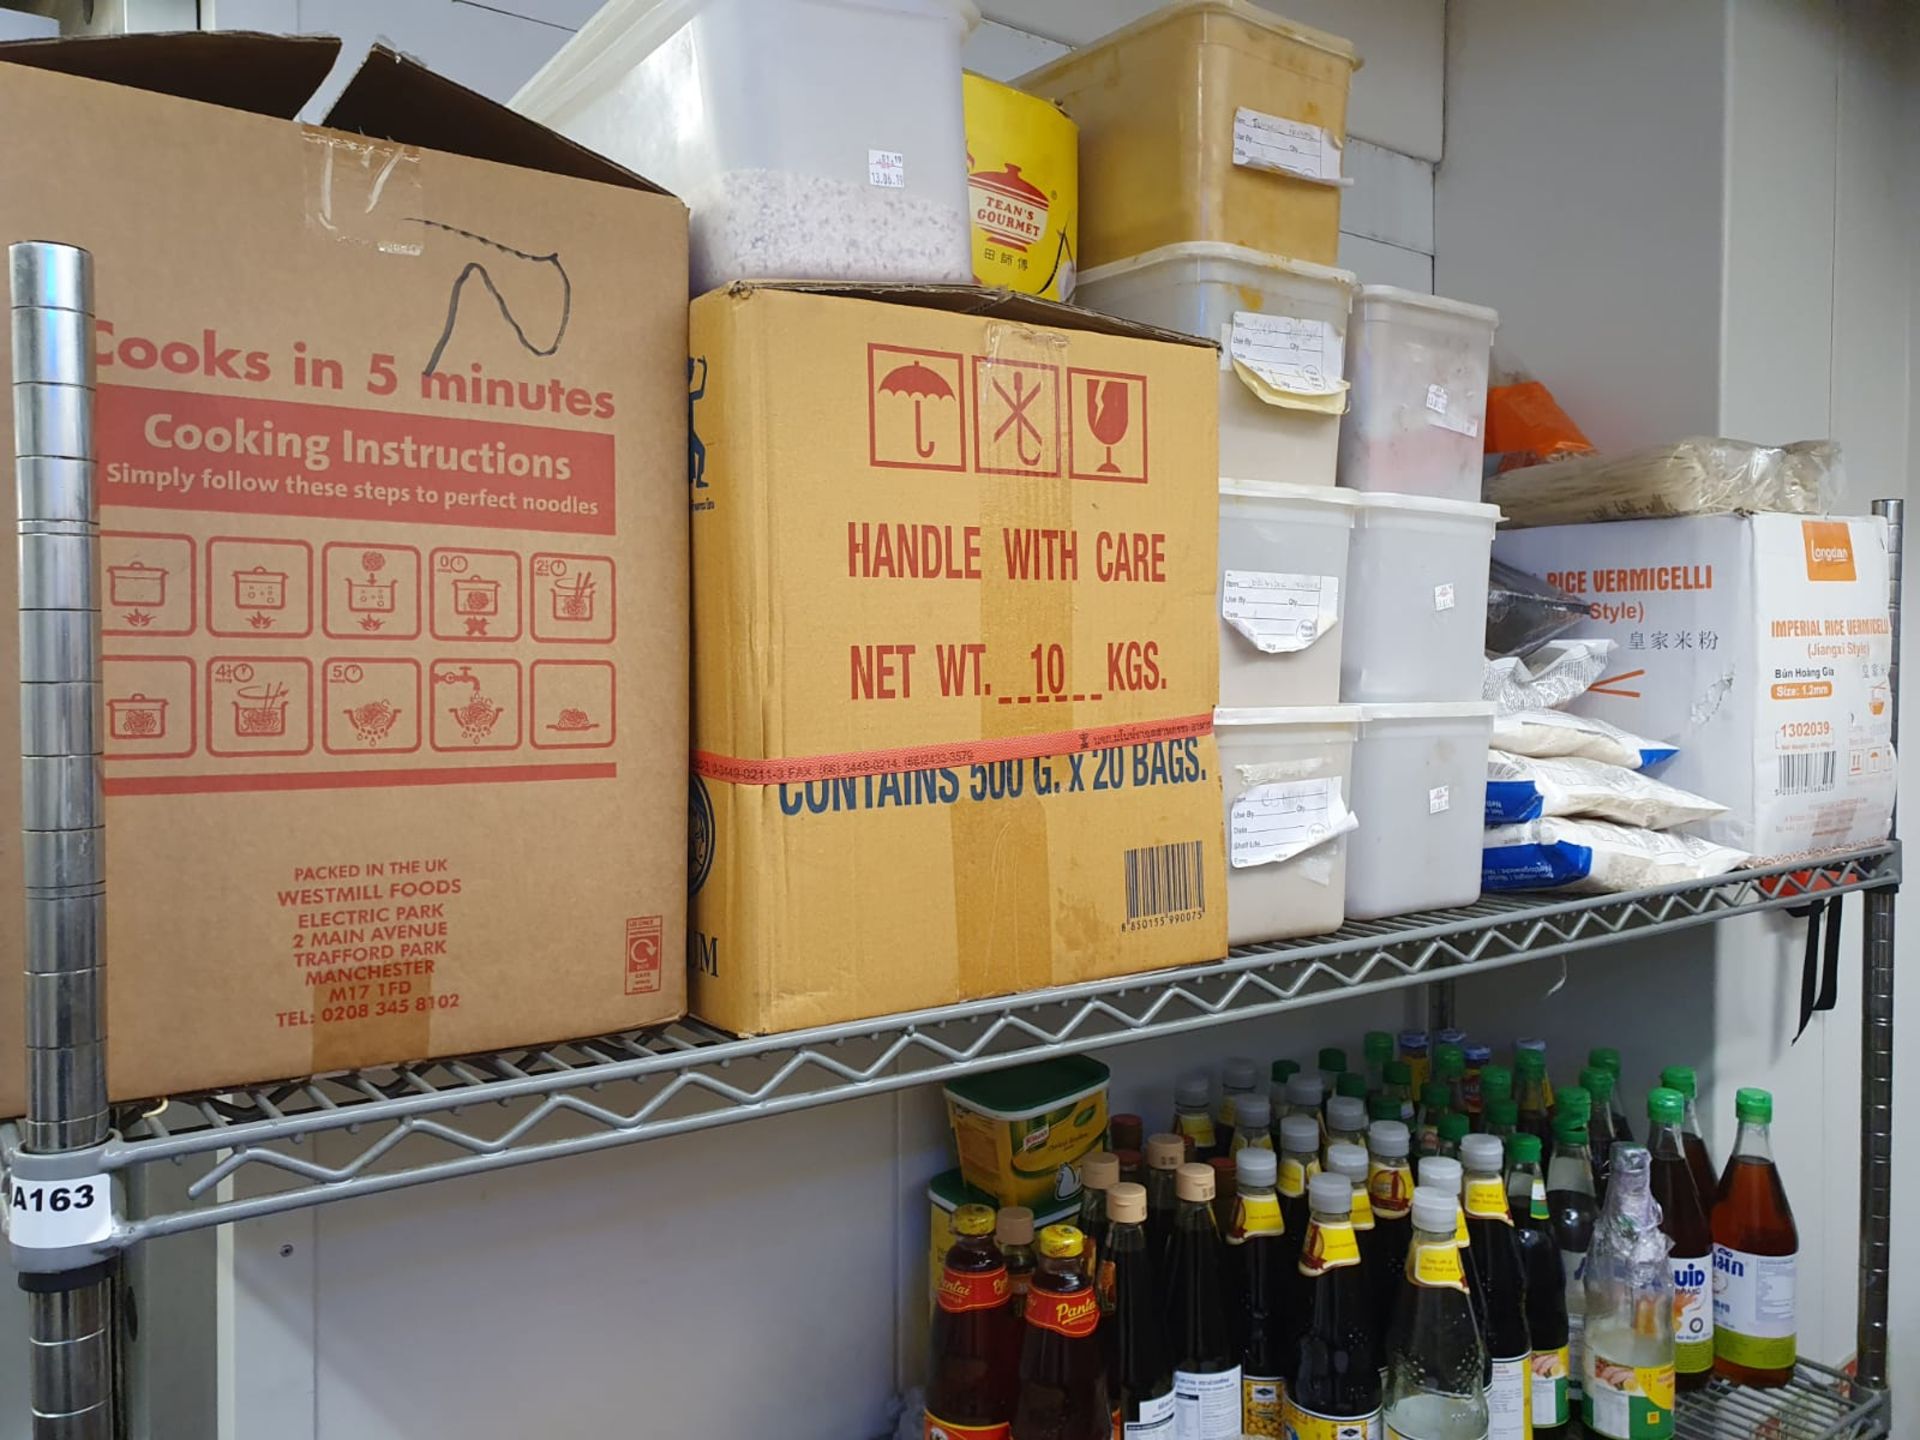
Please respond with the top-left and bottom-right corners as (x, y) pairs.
(1436, 1112), (1470, 1161)
(1277, 1114), (1323, 1241)
(1418, 1154), (1486, 1378)
(1077, 1152), (1119, 1288)
(926, 1202), (1019, 1439)
(1165, 1163), (1241, 1439)
(1588, 1047), (1634, 1144)
(1415, 1082), (1452, 1157)
(1013, 1224), (1111, 1440)
(1383, 1186), (1488, 1440)
(1548, 1112), (1598, 1412)
(1477, 1065), (1513, 1134)
(1366, 1120), (1416, 1338)
(1228, 1148), (1287, 1437)
(999, 1207), (1038, 1319)
(1581, 1067), (1624, 1192)
(1229, 1092), (1275, 1159)
(1173, 1073), (1218, 1162)
(1207, 1157), (1238, 1244)
(1658, 1065), (1718, 1207)
(1582, 1146), (1674, 1440)
(1463, 1044), (1493, 1122)
(1326, 1141), (1389, 1354)
(1462, 1134), (1532, 1440)
(1384, 1059), (1417, 1123)
(1325, 1094), (1369, 1162)
(1555, 1084), (1603, 1196)
(1110, 1113), (1145, 1158)
(1398, 1030), (1431, 1093)
(1364, 1030), (1395, 1099)
(1284, 1073), (1329, 1144)
(1318, 1046), (1350, 1096)
(1144, 1134), (1185, 1263)
(1370, 1094), (1404, 1126)
(1515, 1037), (1554, 1109)
(1515, 1048), (1552, 1147)
(1435, 1044), (1470, 1117)
(1336, 1071), (1371, 1105)
(1270, 1057), (1302, 1096)
(1645, 1088), (1712, 1391)
(1711, 1087), (1797, 1387)
(1220, 1057), (1260, 1148)
(1285, 1172), (1383, 1438)
(1507, 1132), (1571, 1435)
(1484, 1098), (1519, 1144)
(1103, 1183), (1175, 1437)
(1115, 1148), (1144, 1189)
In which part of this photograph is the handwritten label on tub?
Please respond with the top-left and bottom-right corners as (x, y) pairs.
(1230, 778), (1356, 869)
(1223, 570), (1340, 653)
(1434, 583), (1456, 612)
(1227, 312), (1344, 396)
(868, 150), (906, 188)
(1232, 108), (1344, 184)
(1424, 383), (1481, 438)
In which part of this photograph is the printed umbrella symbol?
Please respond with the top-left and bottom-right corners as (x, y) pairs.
(879, 361), (954, 458)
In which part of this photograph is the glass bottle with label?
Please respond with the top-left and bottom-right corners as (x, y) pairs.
(1416, 1082), (1453, 1157)
(1711, 1087), (1797, 1387)
(1078, 1152), (1119, 1289)
(1580, 1068), (1622, 1196)
(1220, 1056), (1260, 1145)
(1173, 1073), (1219, 1162)
(1514, 1038), (1553, 1109)
(1515, 1049), (1552, 1147)
(1231, 1092), (1276, 1159)
(927, 1202), (1020, 1440)
(1547, 1113), (1597, 1412)
(1507, 1133), (1571, 1436)
(1145, 1134), (1186, 1264)
(1384, 1060), (1417, 1123)
(1365, 1031), (1395, 1099)
(1337, 1072), (1372, 1105)
(1277, 1113), (1324, 1235)
(1286, 1172), (1384, 1440)
(1208, 1157), (1238, 1249)
(1554, 1085), (1601, 1196)
(1645, 1088), (1712, 1391)
(1326, 1095), (1369, 1161)
(1367, 1120), (1416, 1338)
(1436, 1113), (1470, 1162)
(1383, 1186), (1489, 1440)
(1228, 1148), (1288, 1437)
(1285, 1073), (1329, 1143)
(1477, 1068), (1513, 1135)
(1582, 1146), (1674, 1440)
(1418, 1154), (1487, 1378)
(1014, 1224), (1112, 1440)
(1327, 1141), (1387, 1351)
(1165, 1162), (1242, 1440)
(1589, 1047), (1634, 1144)
(1462, 1045), (1492, 1123)
(1104, 1183), (1176, 1439)
(1462, 1134), (1532, 1440)
(999, 1208), (1038, 1320)
(1435, 1045), (1469, 1117)
(1398, 1031), (1431, 1093)
(1483, 1099), (1518, 1144)
(1658, 1066), (1718, 1210)
(1319, 1046), (1350, 1096)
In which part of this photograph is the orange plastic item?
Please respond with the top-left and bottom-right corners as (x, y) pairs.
(1485, 379), (1595, 468)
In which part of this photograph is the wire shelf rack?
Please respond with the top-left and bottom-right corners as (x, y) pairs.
(1674, 1358), (1888, 1438)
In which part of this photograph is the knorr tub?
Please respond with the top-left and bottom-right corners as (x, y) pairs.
(944, 1055), (1111, 1208)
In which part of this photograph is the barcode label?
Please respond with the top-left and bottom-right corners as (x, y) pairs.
(1778, 751), (1837, 795)
(1124, 840), (1206, 922)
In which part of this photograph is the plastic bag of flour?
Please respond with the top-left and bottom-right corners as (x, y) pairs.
(1483, 817), (1750, 894)
(1484, 751), (1727, 828)
(1492, 708), (1678, 770)
(1483, 639), (1616, 715)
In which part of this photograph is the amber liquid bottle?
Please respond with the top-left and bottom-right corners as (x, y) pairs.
(1712, 1087), (1798, 1387)
(1507, 1132), (1571, 1435)
(999, 1207), (1037, 1323)
(1515, 1048), (1553, 1147)
(1013, 1224), (1111, 1440)
(1284, 1172), (1383, 1436)
(1103, 1183), (1176, 1436)
(1660, 1065), (1719, 1207)
(1077, 1152), (1119, 1289)
(1647, 1087), (1714, 1392)
(927, 1203), (1019, 1439)
(1164, 1163), (1241, 1440)
(1144, 1134), (1185, 1263)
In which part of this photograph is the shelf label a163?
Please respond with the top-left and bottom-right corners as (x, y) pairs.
(4, 1173), (114, 1251)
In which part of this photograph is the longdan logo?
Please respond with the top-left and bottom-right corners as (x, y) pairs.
(1802, 520), (1857, 581)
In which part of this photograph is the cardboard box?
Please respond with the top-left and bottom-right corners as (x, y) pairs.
(1494, 514), (1895, 859)
(0, 36), (690, 1110)
(689, 283), (1227, 1034)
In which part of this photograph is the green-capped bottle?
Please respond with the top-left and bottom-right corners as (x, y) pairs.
(1415, 1082), (1452, 1157)
(1484, 1098), (1519, 1143)
(1659, 1065), (1718, 1206)
(1711, 1088), (1797, 1388)
(1647, 1088), (1712, 1390)
(1436, 1112), (1470, 1162)
(1364, 1030), (1395, 1099)
(1589, 1047), (1634, 1144)
(1548, 1112), (1597, 1410)
(1435, 1044), (1469, 1117)
(1516, 1048), (1552, 1147)
(1384, 1059), (1416, 1123)
(1508, 1133), (1571, 1434)
(1582, 1147), (1674, 1440)
(1319, 1046), (1350, 1096)
(1337, 1071), (1371, 1102)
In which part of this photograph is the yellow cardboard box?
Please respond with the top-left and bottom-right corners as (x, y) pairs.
(688, 284), (1225, 1035)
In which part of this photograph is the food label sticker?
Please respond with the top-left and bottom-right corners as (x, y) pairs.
(1242, 1374), (1285, 1437)
(1464, 1176), (1510, 1221)
(1712, 1244), (1796, 1367)
(1230, 1190), (1286, 1242)
(1424, 382), (1481, 437)
(868, 149), (906, 188)
(1368, 1161), (1412, 1219)
(924, 1417), (1011, 1440)
(934, 1261), (1010, 1315)
(1434, 583), (1456, 611)
(1231, 107), (1343, 184)
(1223, 570), (1340, 653)
(1173, 1365), (1245, 1440)
(3, 1173), (112, 1251)
(1533, 1345), (1572, 1427)
(1281, 1397), (1380, 1439)
(1488, 1355), (1531, 1440)
(1230, 778), (1356, 870)
(1426, 384), (1450, 414)
(1123, 1389), (1178, 1436)
(1583, 1354), (1674, 1439)
(1429, 785), (1452, 815)
(1672, 1255), (1714, 1373)
(1298, 1219), (1363, 1275)
(1407, 1239), (1468, 1291)
(1227, 312), (1345, 395)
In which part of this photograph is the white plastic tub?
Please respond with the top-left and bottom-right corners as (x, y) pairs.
(513, 0), (978, 294)
(1341, 492), (1500, 703)
(1217, 481), (1354, 708)
(1339, 286), (1499, 501)
(1216, 706), (1361, 945)
(1346, 702), (1495, 920)
(1078, 243), (1356, 487)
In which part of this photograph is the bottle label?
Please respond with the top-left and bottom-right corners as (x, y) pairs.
(1712, 1245), (1796, 1368)
(1281, 1396), (1382, 1439)
(1231, 1191), (1286, 1242)
(1177, 1112), (1217, 1151)
(1218, 1096), (1239, 1130)
(1532, 1346), (1571, 1427)
(1529, 1178), (1549, 1222)
(1406, 1239), (1468, 1291)
(1242, 1374), (1284, 1437)
(1025, 1285), (1099, 1339)
(1173, 1366), (1243, 1440)
(1566, 1309), (1586, 1402)
(1367, 1161), (1412, 1220)
(1466, 1177), (1513, 1224)
(1389, 1425), (1483, 1440)
(936, 1262), (1011, 1314)
(1582, 1355), (1675, 1440)
(1124, 1390), (1177, 1437)
(1488, 1354), (1530, 1440)
(924, 1416), (1011, 1440)
(1231, 1131), (1275, 1157)
(1671, 1255), (1713, 1374)
(1299, 1219), (1363, 1275)
(1279, 1156), (1319, 1198)
(1454, 1209), (1472, 1249)
(1350, 1186), (1375, 1229)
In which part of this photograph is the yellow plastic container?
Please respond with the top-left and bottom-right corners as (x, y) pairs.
(944, 1055), (1110, 1208)
(1017, 0), (1360, 269)
(963, 71), (1079, 299)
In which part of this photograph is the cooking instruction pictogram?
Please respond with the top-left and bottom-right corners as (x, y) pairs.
(530, 554), (614, 644)
(321, 658), (422, 756)
(531, 659), (614, 751)
(209, 538), (311, 639)
(207, 656), (311, 757)
(103, 533), (195, 637)
(430, 548), (521, 642)
(430, 660), (522, 753)
(323, 542), (420, 641)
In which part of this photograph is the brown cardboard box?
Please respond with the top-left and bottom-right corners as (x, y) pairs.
(689, 283), (1227, 1035)
(0, 36), (690, 1110)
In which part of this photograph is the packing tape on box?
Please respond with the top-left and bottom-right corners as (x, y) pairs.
(306, 132), (424, 254)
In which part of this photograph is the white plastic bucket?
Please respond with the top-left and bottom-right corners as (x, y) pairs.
(514, 0), (978, 294)
(1216, 706), (1361, 946)
(1078, 242), (1356, 487)
(1345, 702), (1496, 921)
(1338, 285), (1499, 502)
(1341, 492), (1500, 703)
(1217, 481), (1354, 708)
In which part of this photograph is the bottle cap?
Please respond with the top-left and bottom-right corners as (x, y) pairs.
(1175, 1162), (1215, 1203)
(1285, 1074), (1325, 1109)
(1368, 1095), (1401, 1122)
(1234, 1092), (1273, 1130)
(1114, 1148), (1143, 1175)
(1146, 1134), (1186, 1170)
(1326, 1095), (1367, 1133)
(1647, 1087), (1685, 1125)
(1437, 1112), (1470, 1144)
(1509, 1133), (1542, 1165)
(1270, 1057), (1301, 1084)
(1365, 1030), (1394, 1064)
(1437, 1027), (1468, 1047)
(953, 1203), (996, 1238)
(1368, 1120), (1411, 1158)
(1326, 1142), (1369, 1181)
(1385, 1059), (1414, 1087)
(1336, 1072), (1369, 1100)
(1555, 1084), (1592, 1120)
(1660, 1065), (1698, 1099)
(1399, 1029), (1428, 1054)
(1109, 1113), (1144, 1150)
(1108, 1182), (1148, 1224)
(1419, 1155), (1463, 1193)
(996, 1206), (1035, 1245)
(1318, 1046), (1348, 1075)
(1735, 1086), (1773, 1124)
(1486, 1098), (1520, 1128)
(1421, 1081), (1451, 1109)
(1037, 1223), (1084, 1259)
(1579, 1065), (1616, 1101)
(1589, 1046), (1623, 1075)
(1081, 1151), (1120, 1191)
(1479, 1065), (1514, 1102)
(1436, 1045), (1466, 1080)
(1515, 1048), (1546, 1077)
(1236, 1147), (1277, 1188)
(1552, 1113), (1590, 1145)
(1464, 1043), (1492, 1065)
(1411, 1185), (1459, 1233)
(1223, 1056), (1259, 1091)
(1310, 1172), (1353, 1213)
(1460, 1133), (1504, 1172)
(1175, 1072), (1210, 1109)
(1280, 1113), (1321, 1154)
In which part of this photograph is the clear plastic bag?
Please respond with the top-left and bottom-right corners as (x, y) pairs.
(1485, 437), (1841, 529)
(1484, 639), (1616, 714)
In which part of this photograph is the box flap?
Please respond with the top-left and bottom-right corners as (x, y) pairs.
(323, 45), (672, 197)
(0, 30), (340, 119)
(728, 282), (1217, 350)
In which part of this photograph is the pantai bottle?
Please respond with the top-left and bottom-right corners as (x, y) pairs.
(1173, 1073), (1218, 1162)
(1547, 1112), (1597, 1412)
(1462, 1134), (1531, 1440)
(1228, 1148), (1288, 1437)
(1231, 1092), (1276, 1159)
(1165, 1162), (1241, 1439)
(1384, 1186), (1489, 1440)
(1711, 1087), (1797, 1387)
(1285, 1172), (1383, 1439)
(1013, 1224), (1111, 1440)
(1000, 1208), (1038, 1319)
(1658, 1066), (1717, 1211)
(1507, 1133), (1570, 1435)
(1145, 1134), (1186, 1263)
(1589, 1048), (1633, 1144)
(1645, 1088), (1711, 1391)
(927, 1202), (1019, 1439)
(1103, 1183), (1176, 1438)
(1367, 1120), (1416, 1337)
(1582, 1146), (1674, 1440)
(1078, 1152), (1120, 1288)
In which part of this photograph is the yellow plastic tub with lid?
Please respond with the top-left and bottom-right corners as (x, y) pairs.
(1017, 0), (1360, 269)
